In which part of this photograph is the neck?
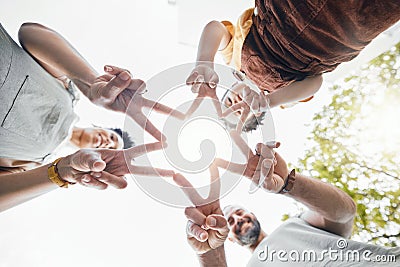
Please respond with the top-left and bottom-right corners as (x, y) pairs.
(248, 230), (267, 253)
(70, 127), (83, 147)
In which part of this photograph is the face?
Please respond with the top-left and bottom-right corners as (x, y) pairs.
(226, 209), (261, 246)
(79, 128), (123, 149)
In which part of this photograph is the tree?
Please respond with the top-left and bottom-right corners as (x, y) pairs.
(295, 43), (400, 247)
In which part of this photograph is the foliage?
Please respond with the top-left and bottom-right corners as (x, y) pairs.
(295, 43), (400, 247)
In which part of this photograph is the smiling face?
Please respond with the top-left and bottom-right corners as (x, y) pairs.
(221, 86), (266, 132)
(79, 128), (123, 149)
(225, 208), (262, 246)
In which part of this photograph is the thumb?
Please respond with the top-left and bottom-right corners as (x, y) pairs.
(72, 150), (106, 172)
(205, 215), (228, 233)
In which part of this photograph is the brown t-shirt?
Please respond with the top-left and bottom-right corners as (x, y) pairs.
(238, 0), (400, 92)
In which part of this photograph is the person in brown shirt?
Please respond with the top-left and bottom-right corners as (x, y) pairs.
(186, 0), (400, 131)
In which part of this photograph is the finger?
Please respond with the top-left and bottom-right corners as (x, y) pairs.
(92, 171), (128, 189)
(129, 79), (147, 94)
(133, 112), (166, 141)
(230, 131), (252, 159)
(102, 71), (132, 101)
(255, 143), (275, 160)
(186, 71), (199, 85)
(191, 74), (205, 93)
(129, 165), (175, 176)
(211, 95), (223, 117)
(185, 207), (207, 226)
(259, 92), (269, 111)
(185, 96), (204, 118)
(104, 65), (131, 75)
(206, 215), (228, 232)
(125, 142), (164, 159)
(72, 151), (106, 172)
(208, 163), (221, 200)
(221, 102), (247, 118)
(173, 173), (204, 205)
(143, 99), (185, 119)
(236, 107), (250, 132)
(260, 158), (274, 186)
(230, 82), (248, 94)
(208, 72), (219, 89)
(187, 221), (208, 242)
(265, 141), (281, 148)
(214, 158), (246, 175)
(250, 97), (259, 112)
(79, 174), (108, 190)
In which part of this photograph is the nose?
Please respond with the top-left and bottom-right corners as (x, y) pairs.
(232, 214), (244, 225)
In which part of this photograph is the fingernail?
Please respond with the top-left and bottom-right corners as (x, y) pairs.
(199, 232), (207, 241)
(263, 161), (271, 168)
(82, 176), (91, 182)
(91, 172), (101, 178)
(119, 71), (130, 81)
(104, 65), (113, 72)
(208, 217), (216, 227)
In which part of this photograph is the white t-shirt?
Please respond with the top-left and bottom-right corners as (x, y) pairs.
(248, 217), (400, 266)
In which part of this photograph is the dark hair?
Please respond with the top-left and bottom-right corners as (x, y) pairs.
(242, 112), (266, 132)
(236, 217), (261, 246)
(108, 128), (135, 149)
(221, 112), (266, 132)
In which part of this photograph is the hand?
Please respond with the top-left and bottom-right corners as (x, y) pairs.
(185, 64), (222, 117)
(57, 142), (174, 190)
(222, 82), (270, 131)
(90, 65), (184, 141)
(215, 131), (284, 193)
(173, 164), (229, 254)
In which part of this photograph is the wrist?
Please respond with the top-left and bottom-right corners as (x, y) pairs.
(71, 72), (97, 98)
(198, 245), (227, 267)
(195, 59), (214, 69)
(47, 157), (74, 188)
(278, 169), (296, 194)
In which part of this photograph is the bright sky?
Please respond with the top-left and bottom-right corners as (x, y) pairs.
(0, 1), (398, 267)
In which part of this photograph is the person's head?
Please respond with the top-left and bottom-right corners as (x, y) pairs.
(71, 127), (135, 149)
(223, 205), (262, 247)
(221, 83), (266, 132)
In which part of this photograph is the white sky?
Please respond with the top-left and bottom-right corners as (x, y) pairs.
(0, 1), (398, 267)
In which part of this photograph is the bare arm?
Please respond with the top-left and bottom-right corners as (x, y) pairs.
(198, 246), (227, 267)
(18, 22), (98, 97)
(0, 164), (59, 212)
(196, 20), (232, 64)
(287, 172), (356, 238)
(267, 75), (323, 108)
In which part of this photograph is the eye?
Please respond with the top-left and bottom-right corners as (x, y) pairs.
(228, 217), (234, 226)
(111, 134), (115, 141)
(227, 97), (233, 105)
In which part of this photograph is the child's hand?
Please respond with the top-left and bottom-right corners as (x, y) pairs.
(186, 64), (219, 93)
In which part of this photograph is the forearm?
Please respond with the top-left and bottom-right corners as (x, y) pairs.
(18, 22), (98, 97)
(287, 173), (356, 223)
(198, 245), (227, 267)
(196, 21), (231, 65)
(0, 164), (57, 212)
(267, 75), (323, 108)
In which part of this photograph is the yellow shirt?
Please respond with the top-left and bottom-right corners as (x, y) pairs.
(219, 8), (254, 70)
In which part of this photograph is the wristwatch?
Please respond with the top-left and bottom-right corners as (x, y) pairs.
(278, 169), (296, 194)
(48, 157), (71, 188)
